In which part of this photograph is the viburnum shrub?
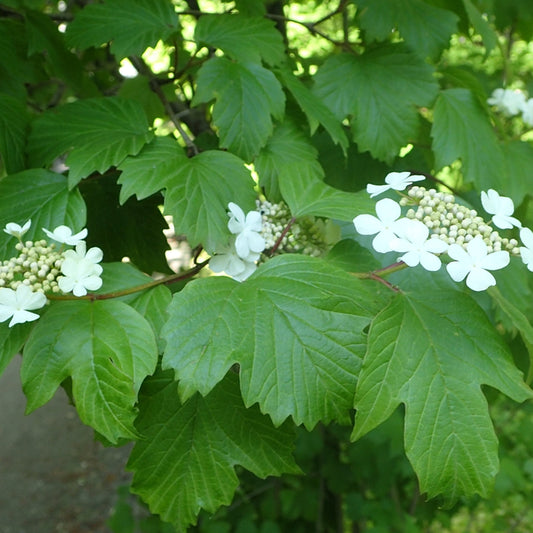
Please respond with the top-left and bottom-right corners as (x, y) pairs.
(3, 0), (533, 531)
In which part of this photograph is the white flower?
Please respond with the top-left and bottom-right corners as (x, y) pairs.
(487, 88), (526, 116)
(209, 239), (258, 282)
(3, 219), (31, 239)
(519, 227), (533, 272)
(0, 284), (47, 327)
(480, 189), (521, 229)
(43, 225), (88, 246)
(366, 171), (425, 198)
(446, 236), (510, 291)
(58, 241), (103, 297)
(353, 198), (405, 253)
(227, 202), (266, 259)
(62, 241), (104, 265)
(522, 98), (533, 126)
(389, 219), (448, 271)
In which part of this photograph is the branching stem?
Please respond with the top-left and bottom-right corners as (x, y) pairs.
(46, 260), (209, 302)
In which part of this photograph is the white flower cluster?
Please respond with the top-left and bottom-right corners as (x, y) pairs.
(0, 220), (104, 327)
(209, 202), (266, 281)
(354, 172), (533, 291)
(487, 87), (533, 126)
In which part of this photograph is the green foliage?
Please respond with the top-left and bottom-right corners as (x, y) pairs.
(128, 372), (299, 532)
(3, 0), (533, 531)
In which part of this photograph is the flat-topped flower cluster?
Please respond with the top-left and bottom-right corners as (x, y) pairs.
(354, 172), (533, 291)
(0, 220), (103, 327)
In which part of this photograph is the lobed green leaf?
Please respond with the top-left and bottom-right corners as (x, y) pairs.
(357, 0), (459, 59)
(193, 57), (285, 161)
(28, 96), (153, 187)
(119, 139), (257, 253)
(21, 300), (158, 443)
(128, 371), (299, 532)
(194, 14), (285, 66)
(313, 44), (438, 162)
(162, 255), (390, 429)
(65, 0), (179, 59)
(353, 287), (533, 502)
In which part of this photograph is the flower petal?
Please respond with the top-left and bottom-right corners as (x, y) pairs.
(479, 250), (509, 271)
(419, 252), (442, 272)
(366, 184), (390, 198)
(353, 214), (381, 235)
(384, 171), (410, 187)
(447, 243), (471, 263)
(9, 309), (40, 327)
(375, 198), (401, 223)
(465, 268), (496, 291)
(465, 236), (488, 260)
(372, 229), (396, 253)
(446, 261), (470, 282)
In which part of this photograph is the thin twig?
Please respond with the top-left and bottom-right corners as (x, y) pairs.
(269, 217), (296, 256)
(46, 260), (209, 302)
(128, 55), (199, 155)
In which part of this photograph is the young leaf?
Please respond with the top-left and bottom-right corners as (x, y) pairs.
(277, 67), (348, 152)
(0, 169), (86, 258)
(357, 0), (459, 59)
(162, 255), (390, 428)
(431, 88), (505, 190)
(313, 44), (438, 162)
(353, 288), (533, 502)
(120, 139), (257, 253)
(21, 300), (158, 443)
(193, 57), (285, 161)
(128, 371), (299, 532)
(65, 0), (179, 59)
(194, 14), (285, 66)
(28, 97), (153, 187)
(0, 93), (28, 173)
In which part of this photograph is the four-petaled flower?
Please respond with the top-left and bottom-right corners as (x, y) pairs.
(353, 198), (404, 253)
(43, 225), (88, 246)
(0, 284), (47, 327)
(227, 202), (266, 259)
(4, 219), (31, 239)
(446, 236), (510, 291)
(366, 171), (425, 198)
(58, 241), (104, 297)
(519, 227), (533, 272)
(480, 189), (521, 229)
(389, 219), (448, 271)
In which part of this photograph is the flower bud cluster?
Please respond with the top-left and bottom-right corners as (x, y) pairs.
(400, 186), (520, 255)
(354, 171), (533, 292)
(0, 220), (104, 328)
(0, 239), (63, 293)
(258, 199), (338, 258)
